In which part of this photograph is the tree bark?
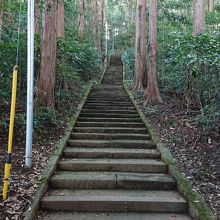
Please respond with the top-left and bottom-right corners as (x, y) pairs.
(93, 0), (101, 54)
(5, 0), (11, 27)
(98, 0), (105, 56)
(98, 0), (105, 28)
(57, 0), (65, 37)
(78, 0), (85, 38)
(134, 0), (147, 90)
(193, 0), (206, 36)
(0, 0), (2, 39)
(36, 0), (57, 110)
(208, 0), (214, 12)
(145, 0), (162, 105)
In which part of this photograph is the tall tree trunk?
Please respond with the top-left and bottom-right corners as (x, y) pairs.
(57, 0), (65, 37)
(105, 20), (108, 57)
(34, 0), (39, 33)
(93, 0), (101, 54)
(5, 0), (11, 28)
(78, 0), (85, 38)
(0, 0), (2, 39)
(193, 0), (206, 36)
(208, 0), (214, 12)
(98, 0), (105, 28)
(134, 0), (147, 90)
(98, 0), (105, 57)
(145, 0), (162, 104)
(36, 0), (57, 110)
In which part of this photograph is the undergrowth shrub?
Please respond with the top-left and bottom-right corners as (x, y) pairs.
(122, 48), (135, 80)
(164, 32), (220, 129)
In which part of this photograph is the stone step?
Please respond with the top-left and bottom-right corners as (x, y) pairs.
(71, 133), (150, 140)
(57, 159), (167, 173)
(92, 84), (123, 86)
(92, 86), (124, 90)
(90, 91), (125, 95)
(39, 212), (192, 220)
(85, 100), (132, 104)
(76, 122), (144, 128)
(102, 82), (122, 84)
(103, 79), (122, 81)
(86, 97), (131, 100)
(63, 148), (161, 159)
(90, 91), (126, 93)
(77, 117), (142, 122)
(41, 190), (187, 213)
(81, 109), (137, 114)
(88, 95), (129, 99)
(67, 140), (157, 149)
(83, 105), (135, 109)
(73, 127), (148, 134)
(84, 104), (133, 108)
(50, 172), (176, 190)
(92, 85), (124, 89)
(86, 99), (132, 103)
(102, 84), (123, 86)
(82, 106), (136, 110)
(87, 96), (130, 99)
(79, 113), (139, 118)
(82, 104), (133, 110)
(86, 98), (131, 102)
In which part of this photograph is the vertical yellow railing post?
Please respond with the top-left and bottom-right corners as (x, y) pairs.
(2, 65), (18, 201)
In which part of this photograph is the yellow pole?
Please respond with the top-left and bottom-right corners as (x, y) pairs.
(2, 65), (18, 201)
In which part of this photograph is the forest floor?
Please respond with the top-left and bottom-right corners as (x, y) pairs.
(0, 82), (90, 220)
(130, 86), (220, 219)
(0, 79), (219, 219)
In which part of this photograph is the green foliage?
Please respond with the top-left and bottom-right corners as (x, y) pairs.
(164, 32), (220, 101)
(122, 48), (135, 80)
(57, 33), (100, 82)
(121, 0), (220, 130)
(157, 1), (220, 129)
(0, 1), (101, 133)
(161, 32), (220, 129)
(34, 107), (61, 130)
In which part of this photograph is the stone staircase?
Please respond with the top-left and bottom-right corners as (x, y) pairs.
(38, 56), (192, 219)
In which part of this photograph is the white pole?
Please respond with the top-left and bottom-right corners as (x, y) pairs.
(25, 0), (35, 168)
(105, 22), (108, 56)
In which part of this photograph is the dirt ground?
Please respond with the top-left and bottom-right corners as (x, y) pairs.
(131, 88), (220, 219)
(0, 83), (87, 220)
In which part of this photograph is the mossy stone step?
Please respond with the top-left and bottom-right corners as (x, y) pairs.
(57, 158), (167, 173)
(50, 172), (176, 190)
(83, 104), (135, 108)
(41, 190), (187, 213)
(76, 122), (144, 128)
(79, 113), (140, 118)
(77, 117), (142, 122)
(71, 132), (151, 140)
(82, 106), (136, 110)
(67, 139), (157, 149)
(81, 109), (137, 114)
(86, 98), (131, 101)
(73, 127), (148, 134)
(39, 212), (192, 220)
(63, 147), (161, 159)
